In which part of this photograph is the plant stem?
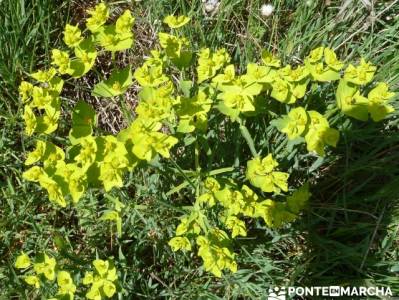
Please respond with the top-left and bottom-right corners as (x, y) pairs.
(195, 138), (201, 198)
(238, 121), (258, 157)
(195, 139), (200, 173)
(208, 166), (234, 176)
(119, 95), (133, 123)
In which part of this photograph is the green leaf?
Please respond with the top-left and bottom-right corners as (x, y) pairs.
(270, 117), (290, 131)
(69, 101), (96, 144)
(171, 50), (193, 69)
(92, 66), (133, 97)
(243, 82), (263, 96)
(286, 183), (311, 214)
(101, 210), (122, 237)
(138, 86), (156, 101)
(95, 25), (134, 52)
(336, 79), (368, 121)
(179, 80), (192, 98)
(49, 77), (64, 94)
(66, 60), (86, 78)
(217, 101), (240, 120)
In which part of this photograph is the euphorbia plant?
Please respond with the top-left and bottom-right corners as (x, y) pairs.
(15, 251), (119, 300)
(18, 2), (396, 286)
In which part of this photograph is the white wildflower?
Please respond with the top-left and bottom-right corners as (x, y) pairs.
(260, 4), (274, 17)
(203, 0), (220, 13)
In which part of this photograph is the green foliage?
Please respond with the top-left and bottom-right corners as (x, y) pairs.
(16, 0), (398, 283)
(69, 100), (97, 144)
(2, 0), (399, 298)
(92, 67), (133, 98)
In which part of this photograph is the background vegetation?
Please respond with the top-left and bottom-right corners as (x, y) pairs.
(1, 0), (398, 298)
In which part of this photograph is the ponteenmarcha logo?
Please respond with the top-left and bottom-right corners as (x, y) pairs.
(267, 285), (393, 298)
(267, 287), (286, 300)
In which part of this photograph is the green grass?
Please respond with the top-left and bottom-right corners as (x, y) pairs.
(1, 0), (399, 299)
(0, 1), (73, 297)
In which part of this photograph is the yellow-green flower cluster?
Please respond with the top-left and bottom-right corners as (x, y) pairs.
(20, 69), (63, 137)
(271, 63), (310, 103)
(158, 32), (189, 60)
(22, 140), (78, 207)
(85, 3), (135, 52)
(276, 107), (340, 156)
(83, 259), (119, 299)
(196, 177), (221, 207)
(20, 3), (135, 205)
(131, 42), (183, 156)
(197, 48), (231, 83)
(157, 16), (192, 66)
(15, 252), (119, 299)
(22, 6), (181, 207)
(20, 2), (135, 133)
(24, 108), (176, 206)
(304, 47), (344, 82)
(15, 252), (76, 299)
(255, 183), (311, 228)
(163, 15), (190, 28)
(246, 154), (289, 193)
(367, 83), (395, 121)
(169, 174), (310, 277)
(209, 48), (342, 120)
(337, 64), (395, 122)
(54, 3), (134, 75)
(51, 271), (77, 300)
(304, 111), (340, 156)
(216, 71), (263, 118)
(196, 229), (237, 277)
(211, 49), (311, 114)
(176, 90), (213, 133)
(118, 118), (177, 163)
(206, 46), (396, 125)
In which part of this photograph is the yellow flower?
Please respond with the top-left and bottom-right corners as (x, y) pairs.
(163, 15), (190, 29)
(15, 252), (31, 269)
(86, 2), (109, 32)
(24, 275), (40, 288)
(19, 81), (34, 102)
(280, 107), (308, 140)
(168, 237), (192, 251)
(33, 253), (56, 281)
(57, 270), (76, 295)
(246, 154), (289, 194)
(23, 105), (37, 136)
(63, 24), (83, 47)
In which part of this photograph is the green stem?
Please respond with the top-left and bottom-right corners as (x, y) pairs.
(111, 51), (116, 69)
(238, 121), (258, 157)
(324, 107), (339, 119)
(119, 95), (133, 123)
(194, 139), (200, 173)
(170, 159), (196, 190)
(165, 181), (190, 196)
(208, 167), (234, 176)
(194, 139), (201, 197)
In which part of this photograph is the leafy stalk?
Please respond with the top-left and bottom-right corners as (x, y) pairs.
(238, 120), (258, 157)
